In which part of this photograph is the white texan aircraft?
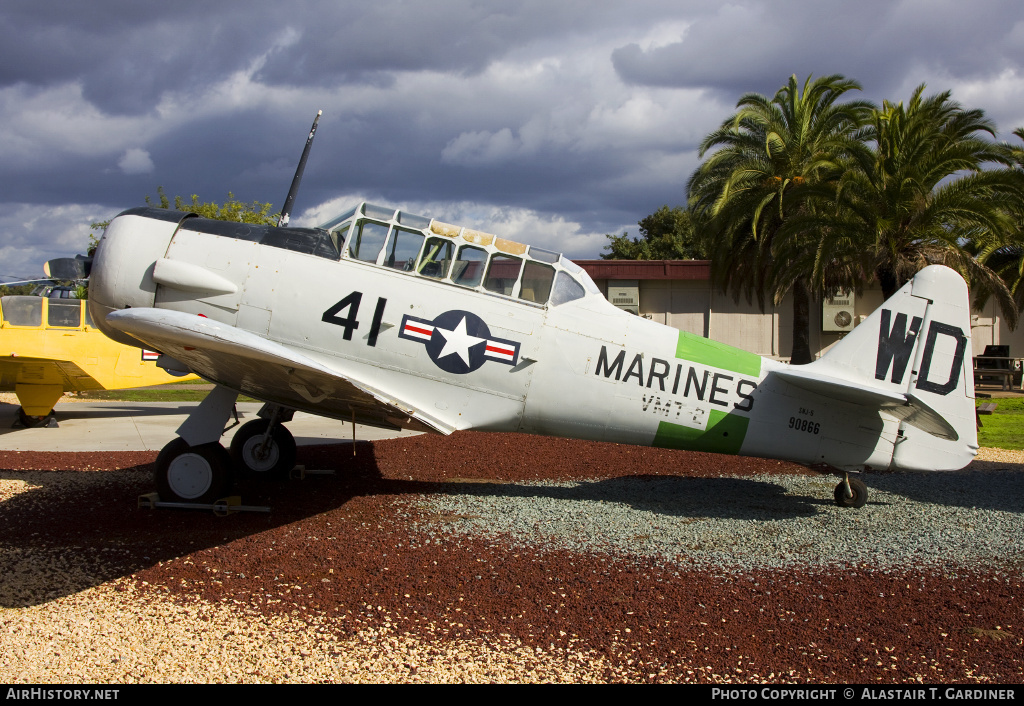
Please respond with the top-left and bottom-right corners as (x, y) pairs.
(87, 200), (978, 508)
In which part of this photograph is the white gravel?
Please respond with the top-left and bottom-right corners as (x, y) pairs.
(412, 464), (1024, 574)
(0, 582), (613, 683)
(0, 393), (91, 405)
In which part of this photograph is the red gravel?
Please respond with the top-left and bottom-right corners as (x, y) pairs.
(1, 431), (1019, 683)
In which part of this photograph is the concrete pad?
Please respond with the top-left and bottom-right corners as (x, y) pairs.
(0, 401), (423, 452)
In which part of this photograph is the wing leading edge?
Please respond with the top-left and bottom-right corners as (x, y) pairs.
(104, 308), (454, 435)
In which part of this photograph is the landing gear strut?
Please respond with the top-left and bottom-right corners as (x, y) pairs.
(13, 384), (63, 429)
(154, 385), (239, 503)
(834, 473), (868, 508)
(154, 388), (298, 502)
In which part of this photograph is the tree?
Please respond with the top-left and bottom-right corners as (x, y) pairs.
(88, 187), (277, 254)
(81, 188), (278, 300)
(687, 74), (873, 363)
(971, 127), (1024, 320)
(602, 206), (705, 259)
(834, 86), (1022, 325)
(146, 186), (277, 225)
(0, 283), (37, 296)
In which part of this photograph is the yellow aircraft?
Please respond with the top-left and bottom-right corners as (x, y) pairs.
(0, 295), (197, 427)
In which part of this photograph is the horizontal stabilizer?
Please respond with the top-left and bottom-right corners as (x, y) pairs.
(773, 367), (958, 441)
(880, 392), (960, 441)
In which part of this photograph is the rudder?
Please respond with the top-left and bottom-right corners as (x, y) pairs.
(813, 265), (977, 470)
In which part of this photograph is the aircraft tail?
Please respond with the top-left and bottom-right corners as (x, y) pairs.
(774, 265), (977, 471)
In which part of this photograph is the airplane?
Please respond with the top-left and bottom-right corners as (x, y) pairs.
(85, 200), (978, 508)
(0, 290), (198, 428)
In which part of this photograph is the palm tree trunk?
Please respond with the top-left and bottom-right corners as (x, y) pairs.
(791, 280), (813, 364)
(877, 265), (899, 301)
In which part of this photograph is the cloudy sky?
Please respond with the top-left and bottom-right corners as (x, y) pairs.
(2, 0), (1023, 278)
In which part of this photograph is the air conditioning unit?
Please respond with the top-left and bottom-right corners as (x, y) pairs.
(822, 290), (855, 332)
(608, 280), (640, 315)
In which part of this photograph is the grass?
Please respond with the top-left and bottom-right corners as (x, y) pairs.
(74, 388), (260, 403)
(76, 389), (209, 402)
(977, 397), (1024, 450)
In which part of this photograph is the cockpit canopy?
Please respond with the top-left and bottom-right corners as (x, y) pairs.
(318, 202), (600, 307)
(0, 296), (91, 329)
(118, 202), (601, 309)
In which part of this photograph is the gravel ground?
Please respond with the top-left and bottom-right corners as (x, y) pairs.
(0, 393), (92, 405)
(1, 432), (1022, 683)
(409, 471), (1024, 574)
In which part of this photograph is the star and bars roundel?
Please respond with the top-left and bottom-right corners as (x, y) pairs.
(399, 309), (520, 374)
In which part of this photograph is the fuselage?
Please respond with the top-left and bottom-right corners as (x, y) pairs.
(89, 203), (954, 472)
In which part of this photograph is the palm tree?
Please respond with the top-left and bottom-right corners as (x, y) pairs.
(688, 74), (873, 364)
(971, 127), (1024, 320)
(835, 86), (1021, 325)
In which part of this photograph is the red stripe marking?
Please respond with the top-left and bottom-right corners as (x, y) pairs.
(406, 324), (433, 336)
(486, 345), (513, 355)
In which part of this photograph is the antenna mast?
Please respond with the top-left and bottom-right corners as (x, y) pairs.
(277, 110), (322, 228)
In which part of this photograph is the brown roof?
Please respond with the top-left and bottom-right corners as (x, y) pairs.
(574, 259), (711, 280)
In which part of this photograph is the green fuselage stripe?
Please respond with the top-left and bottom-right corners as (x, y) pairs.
(653, 410), (750, 455)
(675, 331), (762, 377)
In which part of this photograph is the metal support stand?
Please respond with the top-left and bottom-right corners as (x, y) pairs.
(289, 464), (336, 480)
(138, 493), (270, 515)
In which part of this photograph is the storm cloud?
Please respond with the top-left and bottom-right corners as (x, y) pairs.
(1, 0), (1023, 277)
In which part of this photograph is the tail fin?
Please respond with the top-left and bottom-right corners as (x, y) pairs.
(775, 265), (977, 471)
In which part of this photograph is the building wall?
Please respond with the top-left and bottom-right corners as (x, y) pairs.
(588, 271), (1012, 361)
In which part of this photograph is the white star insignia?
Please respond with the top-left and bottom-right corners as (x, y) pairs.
(434, 316), (485, 365)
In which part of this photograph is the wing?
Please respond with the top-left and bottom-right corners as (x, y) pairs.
(105, 308), (454, 435)
(0, 357), (102, 392)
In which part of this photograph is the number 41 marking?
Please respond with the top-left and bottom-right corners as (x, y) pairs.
(322, 291), (387, 346)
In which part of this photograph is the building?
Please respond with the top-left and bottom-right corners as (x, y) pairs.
(576, 260), (1018, 361)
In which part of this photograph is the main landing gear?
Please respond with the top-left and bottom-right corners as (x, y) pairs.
(13, 384), (64, 428)
(15, 407), (57, 429)
(153, 385), (297, 503)
(834, 473), (868, 508)
(230, 416), (297, 480)
(155, 438), (234, 503)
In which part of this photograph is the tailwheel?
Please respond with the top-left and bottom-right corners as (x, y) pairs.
(834, 474), (868, 508)
(156, 437), (234, 503)
(229, 419), (297, 480)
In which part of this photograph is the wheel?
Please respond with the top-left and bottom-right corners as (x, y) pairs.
(834, 476), (868, 508)
(155, 438), (234, 503)
(229, 419), (296, 480)
(17, 407), (53, 428)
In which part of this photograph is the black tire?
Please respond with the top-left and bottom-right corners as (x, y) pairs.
(834, 477), (868, 508)
(229, 419), (296, 480)
(155, 438), (234, 503)
(18, 407), (52, 428)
